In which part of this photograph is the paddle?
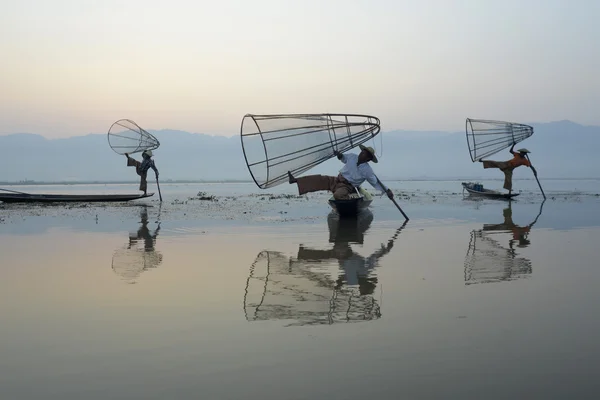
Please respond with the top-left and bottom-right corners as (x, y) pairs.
(525, 154), (546, 200)
(375, 176), (409, 221)
(155, 177), (163, 202)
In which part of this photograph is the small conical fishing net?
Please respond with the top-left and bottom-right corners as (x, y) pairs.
(111, 247), (163, 284)
(466, 118), (533, 162)
(463, 230), (532, 285)
(108, 119), (160, 155)
(240, 113), (380, 189)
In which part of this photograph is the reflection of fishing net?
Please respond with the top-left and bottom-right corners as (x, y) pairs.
(240, 113), (380, 189)
(466, 118), (533, 162)
(464, 230), (531, 285)
(243, 251), (380, 326)
(108, 119), (160, 155)
(111, 247), (163, 284)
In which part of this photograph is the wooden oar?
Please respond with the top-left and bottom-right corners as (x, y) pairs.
(155, 177), (163, 202)
(0, 188), (30, 195)
(525, 155), (546, 200)
(375, 176), (409, 221)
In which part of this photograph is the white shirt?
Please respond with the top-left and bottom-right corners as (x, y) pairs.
(339, 153), (387, 193)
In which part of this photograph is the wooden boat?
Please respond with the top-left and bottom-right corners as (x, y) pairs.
(0, 191), (154, 204)
(328, 187), (373, 217)
(462, 182), (519, 200)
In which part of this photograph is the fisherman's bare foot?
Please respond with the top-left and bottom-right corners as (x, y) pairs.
(288, 171), (297, 184)
(478, 159), (483, 163)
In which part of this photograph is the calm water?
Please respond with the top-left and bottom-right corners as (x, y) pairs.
(1, 181), (599, 399)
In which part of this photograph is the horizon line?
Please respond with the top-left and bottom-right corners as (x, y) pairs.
(0, 119), (594, 140)
(2, 176), (599, 186)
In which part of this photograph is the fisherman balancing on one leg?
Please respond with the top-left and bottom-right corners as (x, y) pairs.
(288, 144), (394, 200)
(125, 150), (159, 195)
(479, 143), (536, 195)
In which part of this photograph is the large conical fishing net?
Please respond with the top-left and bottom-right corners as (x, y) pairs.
(240, 113), (380, 189)
(463, 230), (532, 285)
(466, 118), (533, 162)
(243, 251), (381, 326)
(108, 119), (160, 155)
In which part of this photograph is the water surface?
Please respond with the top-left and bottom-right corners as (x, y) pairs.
(1, 181), (599, 399)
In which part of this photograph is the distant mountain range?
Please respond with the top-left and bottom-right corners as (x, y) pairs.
(0, 120), (598, 183)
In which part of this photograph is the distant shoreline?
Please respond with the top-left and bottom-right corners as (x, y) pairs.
(1, 177), (599, 186)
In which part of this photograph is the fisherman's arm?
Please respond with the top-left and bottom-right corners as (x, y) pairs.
(151, 161), (159, 177)
(365, 169), (394, 199)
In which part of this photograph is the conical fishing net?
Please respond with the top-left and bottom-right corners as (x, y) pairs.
(466, 118), (533, 162)
(108, 119), (160, 155)
(240, 113), (380, 189)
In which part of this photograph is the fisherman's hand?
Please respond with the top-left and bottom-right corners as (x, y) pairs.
(386, 189), (394, 199)
(333, 150), (343, 160)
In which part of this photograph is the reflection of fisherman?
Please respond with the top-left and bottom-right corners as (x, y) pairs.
(125, 150), (159, 195)
(479, 143), (535, 195)
(483, 202), (543, 248)
(296, 212), (398, 295)
(287, 145), (394, 200)
(128, 207), (160, 251)
(112, 206), (162, 284)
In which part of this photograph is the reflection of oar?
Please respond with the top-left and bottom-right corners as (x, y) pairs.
(525, 155), (546, 200)
(156, 202), (162, 225)
(528, 199), (546, 228)
(390, 220), (409, 241)
(375, 175), (409, 221)
(382, 220), (409, 250)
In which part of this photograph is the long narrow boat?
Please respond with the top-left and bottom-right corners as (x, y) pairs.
(462, 182), (519, 200)
(0, 192), (154, 204)
(328, 187), (373, 217)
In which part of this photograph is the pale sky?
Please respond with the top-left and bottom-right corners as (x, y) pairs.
(1, 0), (598, 138)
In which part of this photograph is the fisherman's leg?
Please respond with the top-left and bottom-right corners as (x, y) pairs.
(127, 157), (140, 169)
(482, 160), (500, 169)
(503, 169), (513, 191)
(295, 175), (336, 195)
(140, 175), (148, 194)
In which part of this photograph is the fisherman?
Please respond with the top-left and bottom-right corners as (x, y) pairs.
(287, 145), (394, 200)
(125, 150), (159, 195)
(479, 143), (536, 195)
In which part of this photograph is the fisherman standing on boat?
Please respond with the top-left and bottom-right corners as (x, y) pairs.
(287, 145), (393, 200)
(125, 150), (159, 195)
(479, 143), (536, 195)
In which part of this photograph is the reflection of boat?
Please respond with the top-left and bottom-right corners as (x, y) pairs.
(462, 182), (519, 200)
(112, 206), (162, 284)
(243, 212), (406, 326)
(0, 191), (154, 203)
(327, 210), (374, 243)
(328, 187), (373, 217)
(464, 201), (544, 285)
